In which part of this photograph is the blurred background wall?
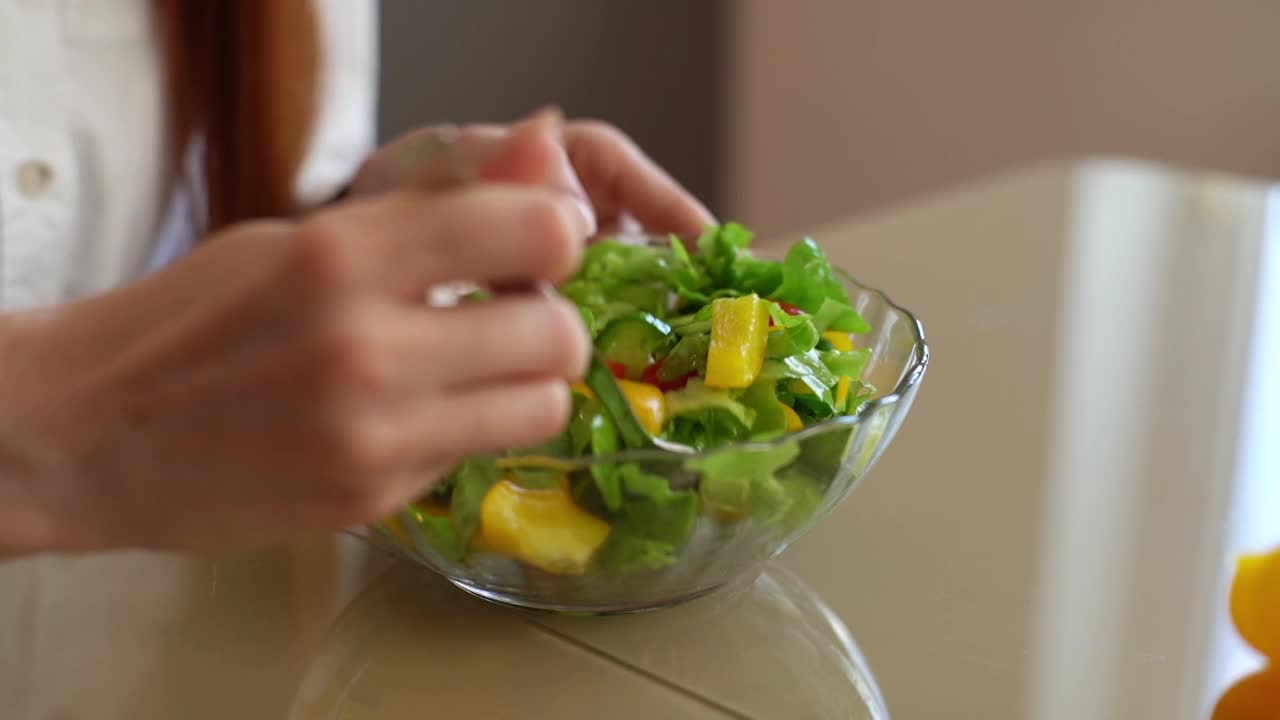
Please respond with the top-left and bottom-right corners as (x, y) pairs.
(378, 0), (728, 212)
(379, 1), (1280, 238)
(727, 0), (1280, 236)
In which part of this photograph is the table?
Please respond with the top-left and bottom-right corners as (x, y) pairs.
(1, 158), (1275, 719)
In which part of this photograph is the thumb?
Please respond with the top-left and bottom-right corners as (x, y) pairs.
(480, 107), (597, 234)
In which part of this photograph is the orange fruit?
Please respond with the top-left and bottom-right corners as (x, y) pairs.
(1212, 668), (1280, 720)
(1231, 548), (1280, 660)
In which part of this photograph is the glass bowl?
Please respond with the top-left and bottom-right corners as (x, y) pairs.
(364, 266), (928, 614)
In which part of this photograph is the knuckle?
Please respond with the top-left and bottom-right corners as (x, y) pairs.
(290, 219), (358, 290)
(572, 119), (629, 147)
(321, 415), (395, 477)
(316, 321), (392, 396)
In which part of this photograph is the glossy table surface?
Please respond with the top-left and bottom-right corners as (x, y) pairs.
(2, 158), (1276, 719)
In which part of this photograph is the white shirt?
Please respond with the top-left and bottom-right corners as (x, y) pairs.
(0, 0), (378, 310)
(0, 4), (378, 716)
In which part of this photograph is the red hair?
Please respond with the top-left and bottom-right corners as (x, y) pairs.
(152, 0), (320, 230)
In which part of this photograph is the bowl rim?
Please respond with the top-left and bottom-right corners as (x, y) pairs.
(496, 263), (929, 470)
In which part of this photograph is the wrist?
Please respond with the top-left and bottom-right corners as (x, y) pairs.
(0, 312), (74, 554)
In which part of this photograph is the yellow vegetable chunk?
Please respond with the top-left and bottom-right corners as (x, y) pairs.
(823, 331), (856, 409)
(822, 330), (854, 352)
(570, 383), (595, 399)
(835, 376), (852, 409)
(616, 379), (667, 435)
(781, 403), (804, 431)
(480, 477), (611, 575)
(1230, 546), (1280, 659)
(705, 294), (770, 389)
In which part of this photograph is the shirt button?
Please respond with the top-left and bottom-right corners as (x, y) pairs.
(16, 160), (54, 197)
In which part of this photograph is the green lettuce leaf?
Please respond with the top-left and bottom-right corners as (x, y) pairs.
(696, 222), (754, 286)
(820, 348), (872, 380)
(772, 238), (852, 314)
(669, 236), (710, 302)
(760, 350), (838, 398)
(592, 535), (679, 573)
(665, 408), (752, 450)
(563, 240), (681, 334)
(687, 442), (802, 524)
(845, 381), (876, 414)
(401, 506), (464, 562)
(811, 297), (871, 335)
(740, 380), (788, 440)
(593, 464), (698, 572)
(578, 240), (670, 284)
(686, 221), (786, 298)
(765, 302), (820, 359)
(734, 254), (784, 297)
(664, 377), (756, 448)
(448, 458), (500, 549)
(617, 465), (698, 543)
(772, 466), (827, 530)
(791, 393), (839, 423)
(610, 284), (668, 317)
(561, 282), (637, 338)
(665, 380), (754, 427)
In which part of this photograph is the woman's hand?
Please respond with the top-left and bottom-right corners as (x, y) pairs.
(0, 126), (592, 554)
(348, 109), (715, 237)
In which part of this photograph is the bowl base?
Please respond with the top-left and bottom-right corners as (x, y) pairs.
(447, 578), (728, 616)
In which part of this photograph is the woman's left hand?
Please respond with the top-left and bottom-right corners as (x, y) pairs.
(346, 108), (715, 238)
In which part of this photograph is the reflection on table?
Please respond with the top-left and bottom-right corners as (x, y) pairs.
(290, 560), (886, 719)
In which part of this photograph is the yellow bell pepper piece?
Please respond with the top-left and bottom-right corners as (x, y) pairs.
(822, 331), (856, 409)
(571, 383), (594, 399)
(790, 376), (851, 407)
(781, 403), (804, 431)
(822, 330), (854, 352)
(705, 294), (770, 389)
(480, 477), (611, 575)
(1230, 546), (1280, 659)
(835, 377), (852, 409)
(616, 379), (667, 435)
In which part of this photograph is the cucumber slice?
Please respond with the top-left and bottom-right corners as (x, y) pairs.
(596, 313), (671, 379)
(610, 284), (667, 316)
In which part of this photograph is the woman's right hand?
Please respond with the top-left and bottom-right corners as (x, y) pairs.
(0, 135), (592, 554)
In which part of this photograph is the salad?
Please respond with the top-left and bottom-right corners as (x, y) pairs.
(387, 223), (876, 577)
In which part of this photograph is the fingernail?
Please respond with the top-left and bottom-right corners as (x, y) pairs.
(558, 195), (596, 238)
(524, 106), (566, 136)
(573, 197), (598, 236)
